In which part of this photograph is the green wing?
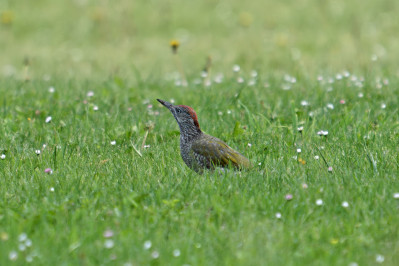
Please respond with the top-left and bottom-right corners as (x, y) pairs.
(191, 135), (251, 169)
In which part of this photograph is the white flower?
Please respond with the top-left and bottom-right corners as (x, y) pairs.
(173, 249), (181, 257)
(237, 77), (244, 83)
(48, 87), (55, 93)
(275, 212), (282, 219)
(93, 105), (99, 111)
(35, 150), (41, 155)
(296, 148), (301, 153)
(151, 251), (160, 259)
(110, 141), (116, 146)
(247, 143), (252, 147)
(381, 103), (386, 109)
(393, 193), (399, 199)
(87, 91), (94, 97)
(300, 100), (309, 106)
(316, 199), (323, 206)
(297, 126), (304, 132)
(0, 154), (5, 159)
(26, 255), (33, 262)
(104, 239), (114, 249)
(18, 233), (27, 242)
(376, 254), (384, 263)
(25, 239), (32, 247)
(45, 116), (52, 123)
(50, 187), (55, 192)
(327, 103), (334, 110)
(18, 243), (26, 251)
(9, 251), (18, 261)
(233, 64), (240, 72)
(342, 201), (349, 208)
(144, 240), (152, 250)
(314, 155), (319, 160)
(358, 92), (364, 98)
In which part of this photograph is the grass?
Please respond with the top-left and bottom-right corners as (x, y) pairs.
(1, 0), (399, 265)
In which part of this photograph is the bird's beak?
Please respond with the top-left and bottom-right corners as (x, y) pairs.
(157, 99), (174, 110)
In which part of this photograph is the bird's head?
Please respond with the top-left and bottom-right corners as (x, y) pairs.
(157, 99), (201, 132)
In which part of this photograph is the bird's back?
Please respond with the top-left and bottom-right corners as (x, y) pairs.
(189, 133), (251, 171)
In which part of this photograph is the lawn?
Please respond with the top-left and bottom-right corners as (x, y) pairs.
(1, 0), (399, 265)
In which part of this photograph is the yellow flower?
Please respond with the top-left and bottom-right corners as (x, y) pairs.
(1, 11), (14, 25)
(330, 238), (339, 245)
(298, 158), (306, 165)
(170, 40), (180, 54)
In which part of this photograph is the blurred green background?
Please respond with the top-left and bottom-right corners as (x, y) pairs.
(1, 0), (398, 80)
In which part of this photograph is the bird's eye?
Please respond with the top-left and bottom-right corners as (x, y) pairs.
(176, 109), (181, 113)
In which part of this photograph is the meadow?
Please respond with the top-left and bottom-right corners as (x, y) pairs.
(1, 0), (399, 265)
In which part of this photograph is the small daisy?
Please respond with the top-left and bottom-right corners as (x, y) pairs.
(9, 251), (18, 261)
(316, 199), (323, 206)
(296, 148), (301, 153)
(339, 99), (346, 104)
(103, 229), (114, 238)
(18, 233), (27, 242)
(358, 92), (364, 98)
(285, 194), (293, 201)
(381, 103), (386, 109)
(151, 251), (160, 259)
(144, 240), (152, 250)
(18, 243), (26, 251)
(45, 116), (52, 123)
(25, 239), (32, 247)
(87, 91), (94, 97)
(35, 150), (41, 155)
(297, 126), (304, 132)
(393, 193), (399, 199)
(342, 201), (349, 208)
(93, 105), (99, 111)
(173, 249), (181, 257)
(327, 103), (334, 110)
(314, 155), (319, 160)
(275, 212), (282, 219)
(233, 64), (240, 72)
(302, 183), (308, 189)
(247, 143), (252, 147)
(0, 154), (5, 159)
(237, 77), (244, 83)
(104, 239), (114, 249)
(50, 187), (55, 192)
(376, 254), (384, 263)
(48, 87), (55, 93)
(110, 141), (116, 145)
(144, 145), (151, 148)
(301, 100), (309, 106)
(328, 166), (333, 172)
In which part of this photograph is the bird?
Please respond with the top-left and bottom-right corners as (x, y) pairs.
(157, 99), (251, 173)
